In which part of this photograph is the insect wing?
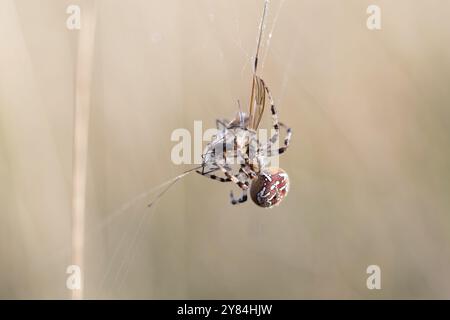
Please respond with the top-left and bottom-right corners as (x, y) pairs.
(248, 75), (266, 130)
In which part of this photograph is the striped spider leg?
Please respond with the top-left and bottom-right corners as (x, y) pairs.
(229, 148), (259, 205)
(260, 81), (292, 157)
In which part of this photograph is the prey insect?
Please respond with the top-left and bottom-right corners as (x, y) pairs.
(148, 0), (292, 209)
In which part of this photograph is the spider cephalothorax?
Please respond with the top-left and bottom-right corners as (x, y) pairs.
(250, 168), (290, 208)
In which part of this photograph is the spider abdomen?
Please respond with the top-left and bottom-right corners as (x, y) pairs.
(250, 168), (290, 208)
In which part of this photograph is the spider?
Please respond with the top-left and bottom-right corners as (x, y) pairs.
(147, 1), (292, 209)
(196, 74), (292, 207)
(195, 2), (292, 208)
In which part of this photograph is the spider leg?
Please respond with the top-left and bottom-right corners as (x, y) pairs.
(266, 122), (292, 156)
(217, 162), (249, 190)
(196, 169), (232, 182)
(260, 82), (292, 156)
(199, 148), (248, 183)
(230, 188), (248, 205)
(263, 82), (281, 145)
(217, 160), (250, 204)
(240, 165), (256, 179)
(230, 163), (250, 205)
(237, 148), (258, 178)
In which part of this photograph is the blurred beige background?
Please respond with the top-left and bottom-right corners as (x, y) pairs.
(1, 0), (450, 299)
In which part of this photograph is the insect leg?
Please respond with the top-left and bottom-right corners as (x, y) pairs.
(216, 119), (230, 130)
